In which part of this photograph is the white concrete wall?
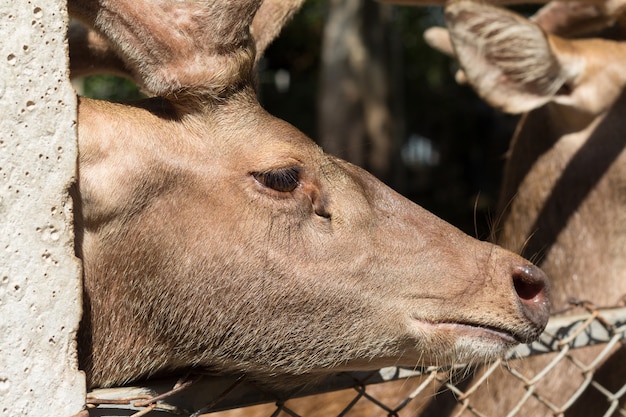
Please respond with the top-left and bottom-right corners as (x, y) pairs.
(0, 1), (85, 416)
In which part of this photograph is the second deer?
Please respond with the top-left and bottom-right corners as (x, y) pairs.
(418, 2), (626, 415)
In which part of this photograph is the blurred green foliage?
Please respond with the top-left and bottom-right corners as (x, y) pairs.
(82, 74), (143, 101)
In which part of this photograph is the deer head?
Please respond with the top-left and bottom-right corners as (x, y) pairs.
(68, 0), (550, 388)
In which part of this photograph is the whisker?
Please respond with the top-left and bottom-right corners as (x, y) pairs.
(489, 191), (520, 244)
(519, 229), (537, 256)
(473, 192), (480, 240)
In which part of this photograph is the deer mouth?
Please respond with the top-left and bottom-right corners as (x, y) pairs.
(438, 322), (519, 344)
(411, 318), (520, 345)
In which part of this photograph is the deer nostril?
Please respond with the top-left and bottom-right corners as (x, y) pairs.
(513, 265), (547, 301)
(513, 264), (551, 329)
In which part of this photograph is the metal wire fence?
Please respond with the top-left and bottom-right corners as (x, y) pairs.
(85, 301), (626, 417)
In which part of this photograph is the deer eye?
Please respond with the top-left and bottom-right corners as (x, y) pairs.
(252, 166), (300, 193)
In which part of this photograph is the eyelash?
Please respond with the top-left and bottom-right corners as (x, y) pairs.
(252, 167), (301, 193)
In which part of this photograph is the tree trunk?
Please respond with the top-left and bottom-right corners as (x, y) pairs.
(318, 0), (401, 185)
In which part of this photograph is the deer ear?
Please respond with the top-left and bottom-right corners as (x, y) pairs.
(445, 1), (573, 114)
(251, 0), (305, 62)
(70, 0), (265, 98)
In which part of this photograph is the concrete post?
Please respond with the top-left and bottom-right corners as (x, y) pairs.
(0, 1), (85, 416)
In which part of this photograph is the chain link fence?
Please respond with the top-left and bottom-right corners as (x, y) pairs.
(85, 301), (626, 417)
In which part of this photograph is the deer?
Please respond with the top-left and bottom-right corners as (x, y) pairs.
(404, 2), (626, 416)
(67, 0), (551, 405)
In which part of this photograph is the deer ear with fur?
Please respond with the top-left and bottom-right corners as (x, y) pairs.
(70, 0), (264, 98)
(445, 0), (573, 114)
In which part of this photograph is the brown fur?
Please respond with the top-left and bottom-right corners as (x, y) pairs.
(69, 0), (550, 391)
